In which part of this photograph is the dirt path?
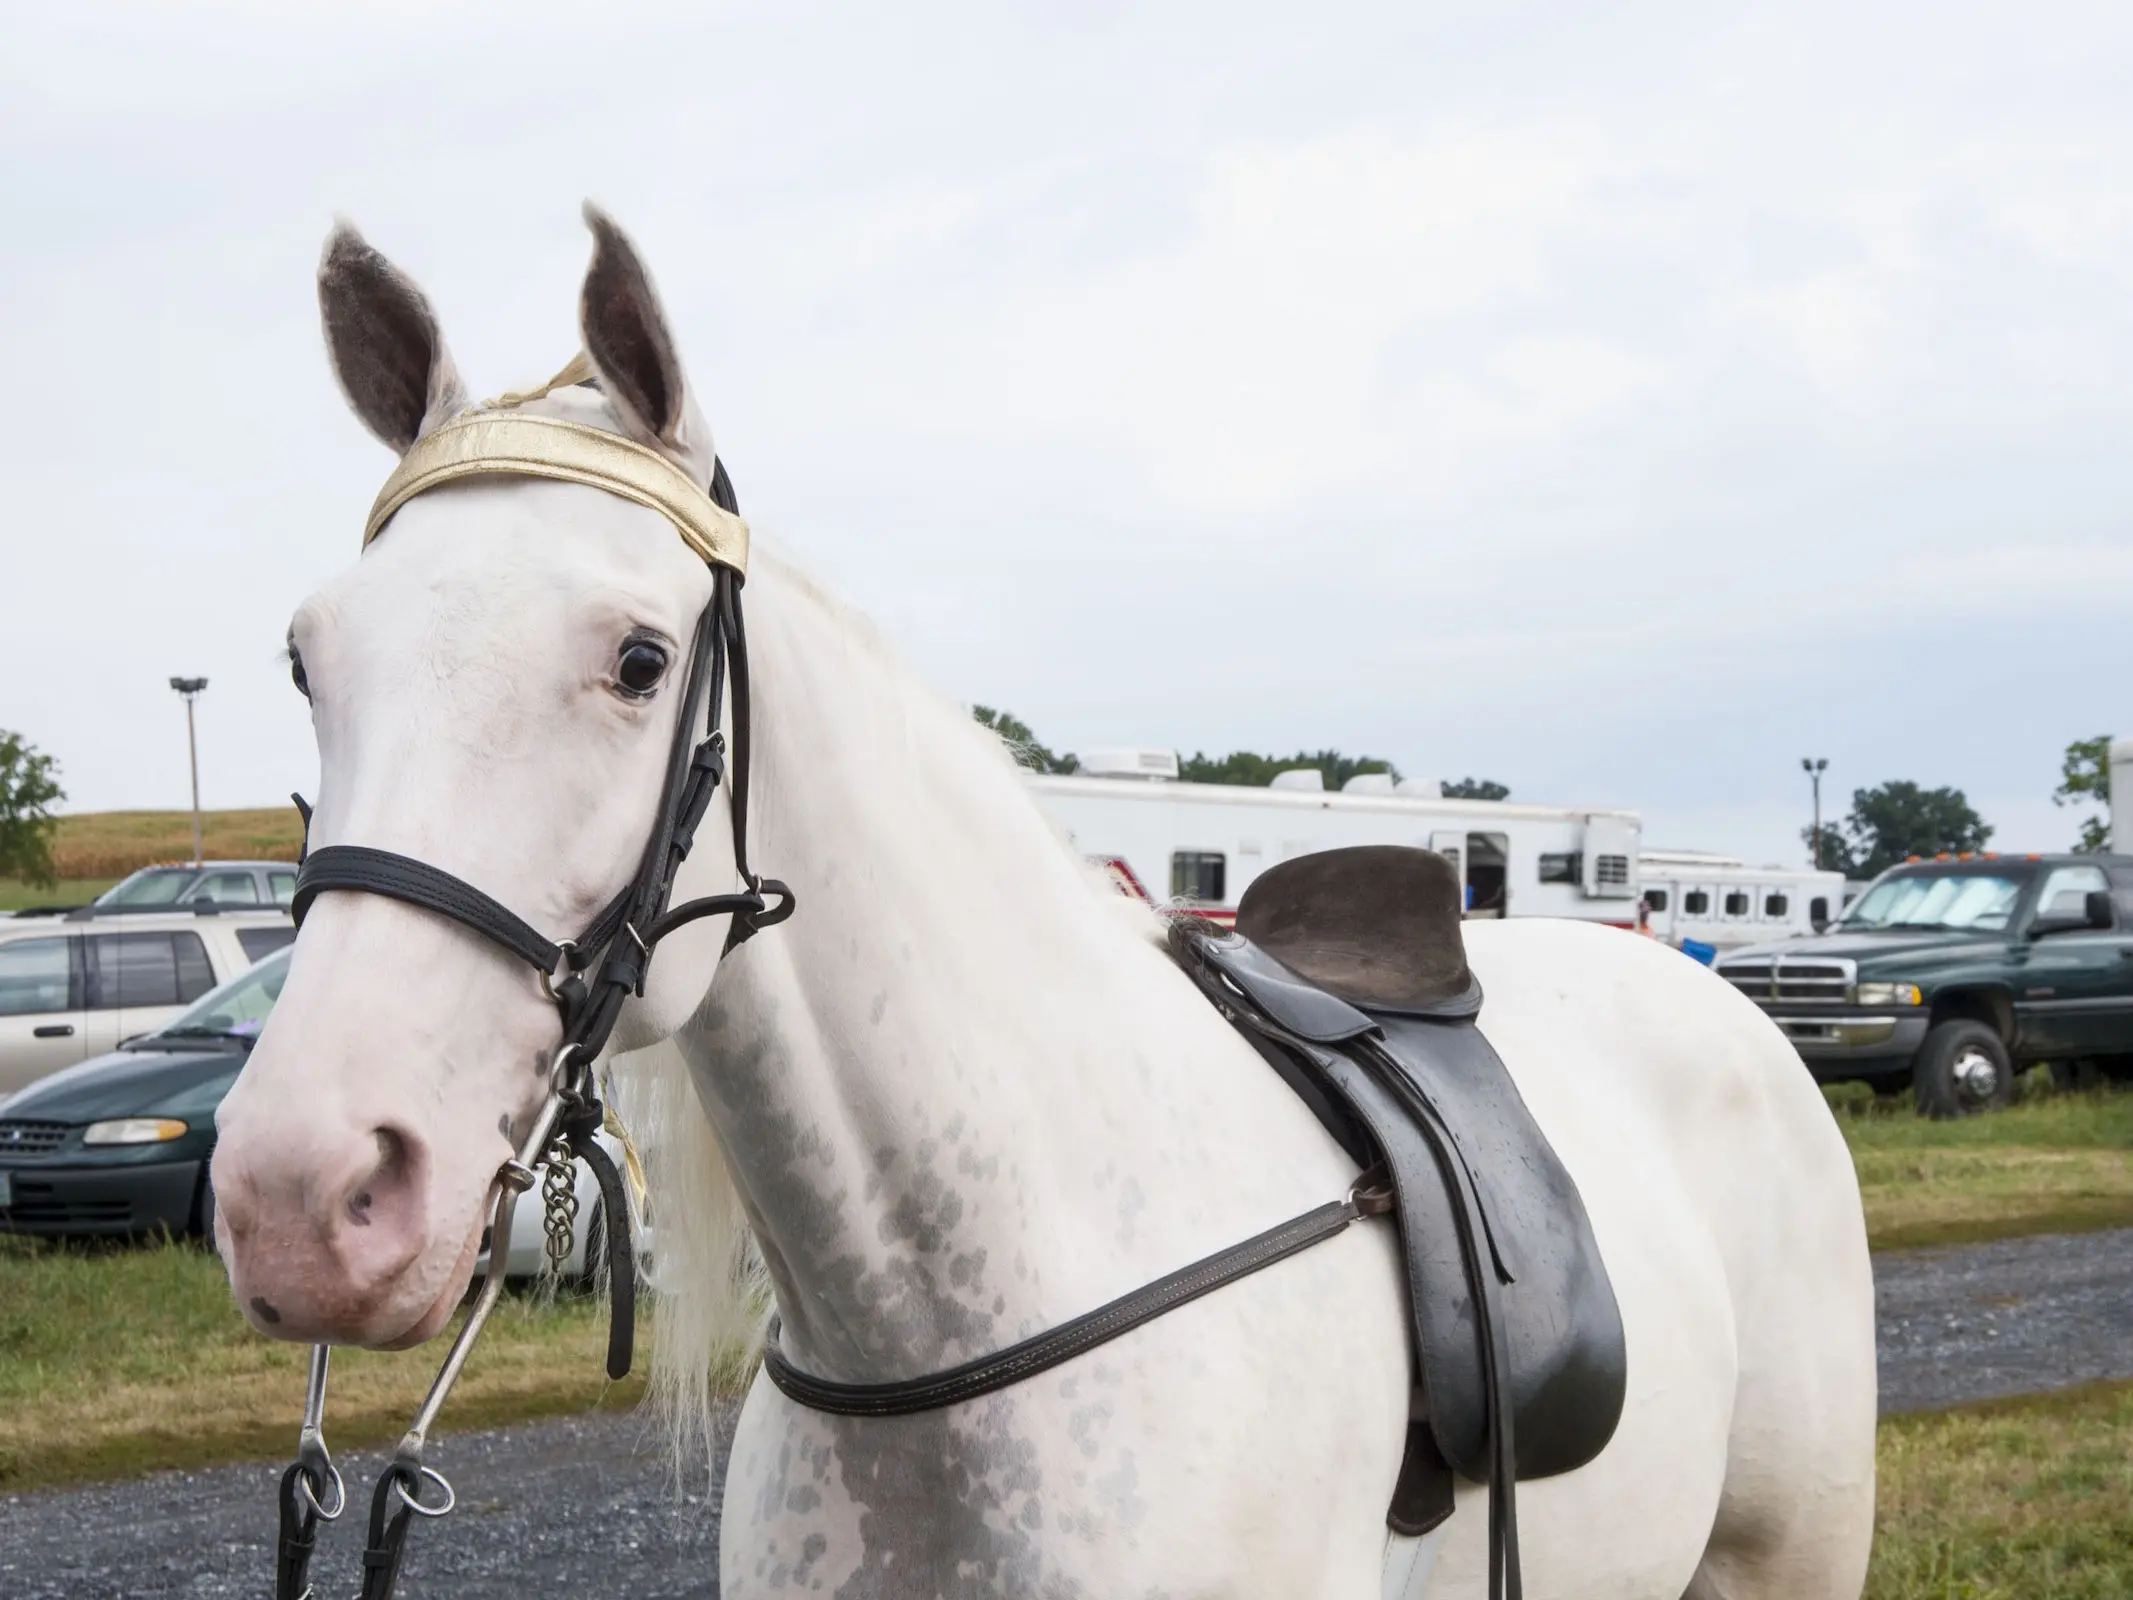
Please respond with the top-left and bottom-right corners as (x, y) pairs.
(7, 1228), (2130, 1599)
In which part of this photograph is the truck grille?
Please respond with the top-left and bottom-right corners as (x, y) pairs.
(1716, 956), (1855, 1006)
(0, 1121), (71, 1157)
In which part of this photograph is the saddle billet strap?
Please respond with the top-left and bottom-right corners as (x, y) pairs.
(1362, 1038), (1521, 1600)
(762, 1195), (1372, 1416)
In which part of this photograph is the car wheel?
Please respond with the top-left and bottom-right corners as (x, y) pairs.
(1913, 1020), (2013, 1118)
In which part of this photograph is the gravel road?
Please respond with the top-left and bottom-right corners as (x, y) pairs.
(7, 1227), (2130, 1599)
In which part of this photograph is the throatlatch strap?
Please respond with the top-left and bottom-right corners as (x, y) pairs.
(292, 846), (565, 975)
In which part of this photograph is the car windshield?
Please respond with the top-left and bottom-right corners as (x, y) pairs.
(152, 947), (290, 1043)
(1839, 871), (2028, 933)
(98, 867), (204, 906)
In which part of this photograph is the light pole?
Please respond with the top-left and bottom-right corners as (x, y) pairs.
(170, 677), (209, 865)
(1802, 757), (1828, 870)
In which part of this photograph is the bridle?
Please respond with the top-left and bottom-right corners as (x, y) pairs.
(268, 376), (791, 1600)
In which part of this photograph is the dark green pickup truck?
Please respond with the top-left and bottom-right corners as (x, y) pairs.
(1714, 854), (2133, 1115)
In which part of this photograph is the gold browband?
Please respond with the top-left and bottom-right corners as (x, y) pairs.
(363, 409), (749, 574)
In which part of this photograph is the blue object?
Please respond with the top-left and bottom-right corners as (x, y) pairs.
(1679, 938), (1718, 966)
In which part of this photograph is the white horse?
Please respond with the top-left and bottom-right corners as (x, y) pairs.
(211, 208), (1877, 1598)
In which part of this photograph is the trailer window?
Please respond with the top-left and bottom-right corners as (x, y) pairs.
(1170, 852), (1226, 903)
(1642, 888), (1670, 912)
(1764, 893), (1789, 918)
(1683, 890), (1710, 915)
(1537, 853), (1580, 884)
(1723, 891), (1750, 917)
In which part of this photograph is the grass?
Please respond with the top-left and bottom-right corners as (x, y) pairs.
(1829, 1074), (2133, 1252)
(0, 808), (304, 908)
(0, 1233), (647, 1493)
(0, 876), (120, 911)
(1868, 1380), (2133, 1599)
(6, 1229), (2129, 1596)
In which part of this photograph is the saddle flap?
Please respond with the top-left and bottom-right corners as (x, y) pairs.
(1236, 846), (1483, 1019)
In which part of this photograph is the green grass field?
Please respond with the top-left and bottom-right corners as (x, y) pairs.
(1832, 1075), (2133, 1250)
(3, 1232), (2127, 1594)
(1, 808), (303, 908)
(0, 1234), (646, 1491)
(1869, 1381), (2133, 1599)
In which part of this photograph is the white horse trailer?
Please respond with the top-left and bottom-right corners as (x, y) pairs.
(1635, 849), (1849, 952)
(1026, 753), (1644, 929)
(1027, 754), (1842, 953)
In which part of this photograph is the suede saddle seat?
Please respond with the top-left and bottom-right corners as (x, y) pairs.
(1169, 845), (1627, 1538)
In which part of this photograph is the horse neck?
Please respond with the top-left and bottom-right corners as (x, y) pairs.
(675, 557), (1347, 1382)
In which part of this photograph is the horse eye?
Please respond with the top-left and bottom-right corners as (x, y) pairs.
(289, 653), (310, 699)
(616, 640), (669, 697)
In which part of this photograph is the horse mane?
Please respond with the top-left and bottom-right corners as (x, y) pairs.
(616, 543), (1160, 1487)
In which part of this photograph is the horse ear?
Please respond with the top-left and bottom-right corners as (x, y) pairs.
(578, 202), (716, 486)
(317, 222), (466, 454)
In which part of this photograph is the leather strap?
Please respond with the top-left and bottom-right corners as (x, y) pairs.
(761, 1196), (1369, 1416)
(293, 846), (566, 976)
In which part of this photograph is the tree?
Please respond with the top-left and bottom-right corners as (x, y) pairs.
(2054, 734), (2111, 853)
(1802, 824), (1861, 878)
(0, 730), (65, 887)
(1802, 780), (1992, 881)
(1178, 749), (1401, 790)
(1441, 777), (1511, 801)
(971, 706), (1079, 774)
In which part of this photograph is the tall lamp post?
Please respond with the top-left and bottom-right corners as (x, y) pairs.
(1802, 756), (1828, 871)
(170, 677), (209, 865)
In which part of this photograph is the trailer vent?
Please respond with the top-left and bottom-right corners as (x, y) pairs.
(1594, 854), (1630, 888)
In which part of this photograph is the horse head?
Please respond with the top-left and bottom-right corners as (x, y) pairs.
(211, 207), (744, 1348)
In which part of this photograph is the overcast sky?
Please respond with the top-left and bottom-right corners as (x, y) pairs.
(3, 2), (2127, 865)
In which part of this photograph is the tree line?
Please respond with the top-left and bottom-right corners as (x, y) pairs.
(970, 707), (1508, 798)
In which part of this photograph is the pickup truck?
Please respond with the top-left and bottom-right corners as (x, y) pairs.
(1713, 853), (2133, 1116)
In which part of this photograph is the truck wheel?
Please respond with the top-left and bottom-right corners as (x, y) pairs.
(1913, 1020), (2012, 1118)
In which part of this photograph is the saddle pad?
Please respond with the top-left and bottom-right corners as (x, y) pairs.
(1190, 931), (1626, 1483)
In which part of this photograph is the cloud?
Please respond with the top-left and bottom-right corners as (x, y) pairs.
(0, 1), (2126, 875)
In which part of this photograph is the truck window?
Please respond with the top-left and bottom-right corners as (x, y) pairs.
(1841, 871), (2026, 932)
(1170, 852), (1226, 903)
(2035, 864), (2110, 923)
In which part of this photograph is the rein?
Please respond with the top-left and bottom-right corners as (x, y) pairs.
(270, 386), (790, 1600)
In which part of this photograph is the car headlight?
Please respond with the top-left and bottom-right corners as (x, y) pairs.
(1852, 982), (1922, 1007)
(81, 1117), (190, 1146)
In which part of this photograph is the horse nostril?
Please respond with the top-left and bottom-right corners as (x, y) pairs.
(251, 1296), (283, 1325)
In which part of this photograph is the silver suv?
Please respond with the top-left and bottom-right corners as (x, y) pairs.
(0, 906), (294, 1099)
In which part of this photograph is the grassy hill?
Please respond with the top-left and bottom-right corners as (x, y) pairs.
(1, 809), (304, 909)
